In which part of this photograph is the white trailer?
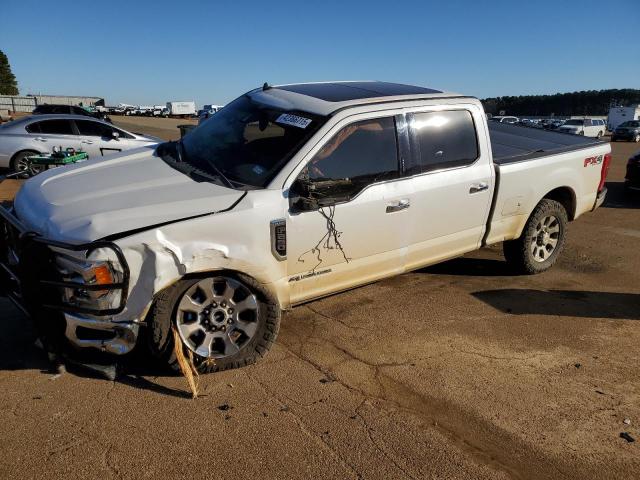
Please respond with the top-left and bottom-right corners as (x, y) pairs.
(166, 101), (196, 117)
(607, 106), (640, 131)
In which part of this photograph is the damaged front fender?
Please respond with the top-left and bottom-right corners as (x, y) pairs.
(109, 191), (290, 331)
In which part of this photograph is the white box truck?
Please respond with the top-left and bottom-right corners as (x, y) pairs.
(166, 101), (196, 117)
(607, 106), (640, 131)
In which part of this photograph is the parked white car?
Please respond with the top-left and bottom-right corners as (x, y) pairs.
(491, 115), (519, 124)
(0, 82), (611, 373)
(557, 118), (605, 138)
(0, 114), (161, 175)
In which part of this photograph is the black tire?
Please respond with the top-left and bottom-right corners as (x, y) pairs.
(11, 150), (42, 177)
(503, 199), (568, 275)
(146, 273), (281, 374)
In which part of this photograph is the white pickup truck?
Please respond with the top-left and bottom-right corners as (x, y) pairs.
(0, 81), (611, 373)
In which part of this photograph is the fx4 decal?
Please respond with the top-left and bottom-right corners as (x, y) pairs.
(584, 155), (603, 167)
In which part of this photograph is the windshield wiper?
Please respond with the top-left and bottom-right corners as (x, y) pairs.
(175, 140), (185, 162)
(202, 156), (234, 189)
(160, 140), (235, 189)
(177, 139), (234, 189)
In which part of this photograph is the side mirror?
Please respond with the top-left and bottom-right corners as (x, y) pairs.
(111, 131), (120, 140)
(289, 178), (318, 212)
(289, 177), (353, 212)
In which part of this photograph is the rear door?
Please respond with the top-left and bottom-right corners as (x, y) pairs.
(26, 119), (82, 153)
(403, 106), (495, 269)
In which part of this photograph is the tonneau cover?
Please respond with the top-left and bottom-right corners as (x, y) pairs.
(489, 122), (604, 165)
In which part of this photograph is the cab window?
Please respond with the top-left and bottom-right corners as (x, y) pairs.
(406, 110), (479, 175)
(298, 117), (398, 202)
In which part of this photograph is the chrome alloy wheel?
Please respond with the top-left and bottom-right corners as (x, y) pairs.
(175, 277), (259, 359)
(530, 215), (560, 262)
(16, 156), (44, 177)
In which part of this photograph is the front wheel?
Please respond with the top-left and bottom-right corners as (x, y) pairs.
(503, 199), (568, 274)
(634, 134), (640, 143)
(146, 274), (281, 373)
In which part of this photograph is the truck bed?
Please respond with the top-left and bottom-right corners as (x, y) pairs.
(489, 122), (604, 165)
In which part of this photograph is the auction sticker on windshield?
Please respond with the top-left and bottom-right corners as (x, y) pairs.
(276, 113), (312, 129)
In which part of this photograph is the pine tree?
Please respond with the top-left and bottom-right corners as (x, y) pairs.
(0, 51), (19, 95)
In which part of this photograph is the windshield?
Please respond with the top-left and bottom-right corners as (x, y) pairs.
(564, 120), (584, 126)
(163, 95), (326, 189)
(620, 121), (640, 128)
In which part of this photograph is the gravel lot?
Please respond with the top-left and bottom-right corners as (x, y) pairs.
(0, 120), (638, 480)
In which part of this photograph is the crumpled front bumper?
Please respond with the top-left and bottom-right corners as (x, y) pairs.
(0, 204), (138, 355)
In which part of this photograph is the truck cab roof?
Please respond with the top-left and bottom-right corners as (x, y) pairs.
(248, 81), (464, 116)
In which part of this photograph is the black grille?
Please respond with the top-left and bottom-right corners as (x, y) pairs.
(0, 205), (130, 316)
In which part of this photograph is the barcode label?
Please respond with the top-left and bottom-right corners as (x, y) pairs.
(276, 113), (312, 129)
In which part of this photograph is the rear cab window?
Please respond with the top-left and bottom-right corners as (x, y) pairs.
(406, 110), (479, 175)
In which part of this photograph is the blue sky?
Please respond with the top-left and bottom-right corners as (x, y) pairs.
(2, 0), (638, 107)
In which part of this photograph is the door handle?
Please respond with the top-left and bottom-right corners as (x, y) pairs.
(469, 182), (489, 194)
(34, 137), (46, 142)
(386, 199), (410, 213)
(81, 140), (94, 144)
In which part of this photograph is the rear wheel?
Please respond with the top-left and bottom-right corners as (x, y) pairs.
(504, 199), (568, 274)
(147, 274), (281, 373)
(11, 151), (43, 177)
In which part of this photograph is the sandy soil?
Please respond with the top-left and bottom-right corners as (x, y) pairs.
(112, 115), (197, 141)
(0, 120), (638, 479)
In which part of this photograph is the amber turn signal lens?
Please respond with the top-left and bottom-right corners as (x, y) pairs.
(94, 264), (114, 285)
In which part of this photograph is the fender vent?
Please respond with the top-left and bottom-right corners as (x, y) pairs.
(270, 219), (286, 260)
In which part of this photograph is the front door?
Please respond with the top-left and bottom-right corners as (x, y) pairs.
(287, 116), (410, 304)
(74, 119), (125, 159)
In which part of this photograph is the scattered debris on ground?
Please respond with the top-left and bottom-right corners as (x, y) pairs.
(620, 432), (635, 443)
(172, 327), (200, 398)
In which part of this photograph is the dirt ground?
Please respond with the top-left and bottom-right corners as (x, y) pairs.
(0, 120), (639, 480)
(111, 115), (197, 141)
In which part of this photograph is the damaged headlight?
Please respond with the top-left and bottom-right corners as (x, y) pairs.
(54, 252), (124, 312)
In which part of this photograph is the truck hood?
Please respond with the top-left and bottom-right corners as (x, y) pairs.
(14, 146), (244, 243)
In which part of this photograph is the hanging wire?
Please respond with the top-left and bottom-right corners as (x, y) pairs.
(298, 205), (351, 272)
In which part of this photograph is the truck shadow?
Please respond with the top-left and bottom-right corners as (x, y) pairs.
(420, 257), (520, 277)
(473, 289), (640, 320)
(0, 299), (192, 397)
(602, 181), (640, 209)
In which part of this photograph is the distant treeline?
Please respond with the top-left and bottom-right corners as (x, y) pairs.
(482, 89), (640, 116)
